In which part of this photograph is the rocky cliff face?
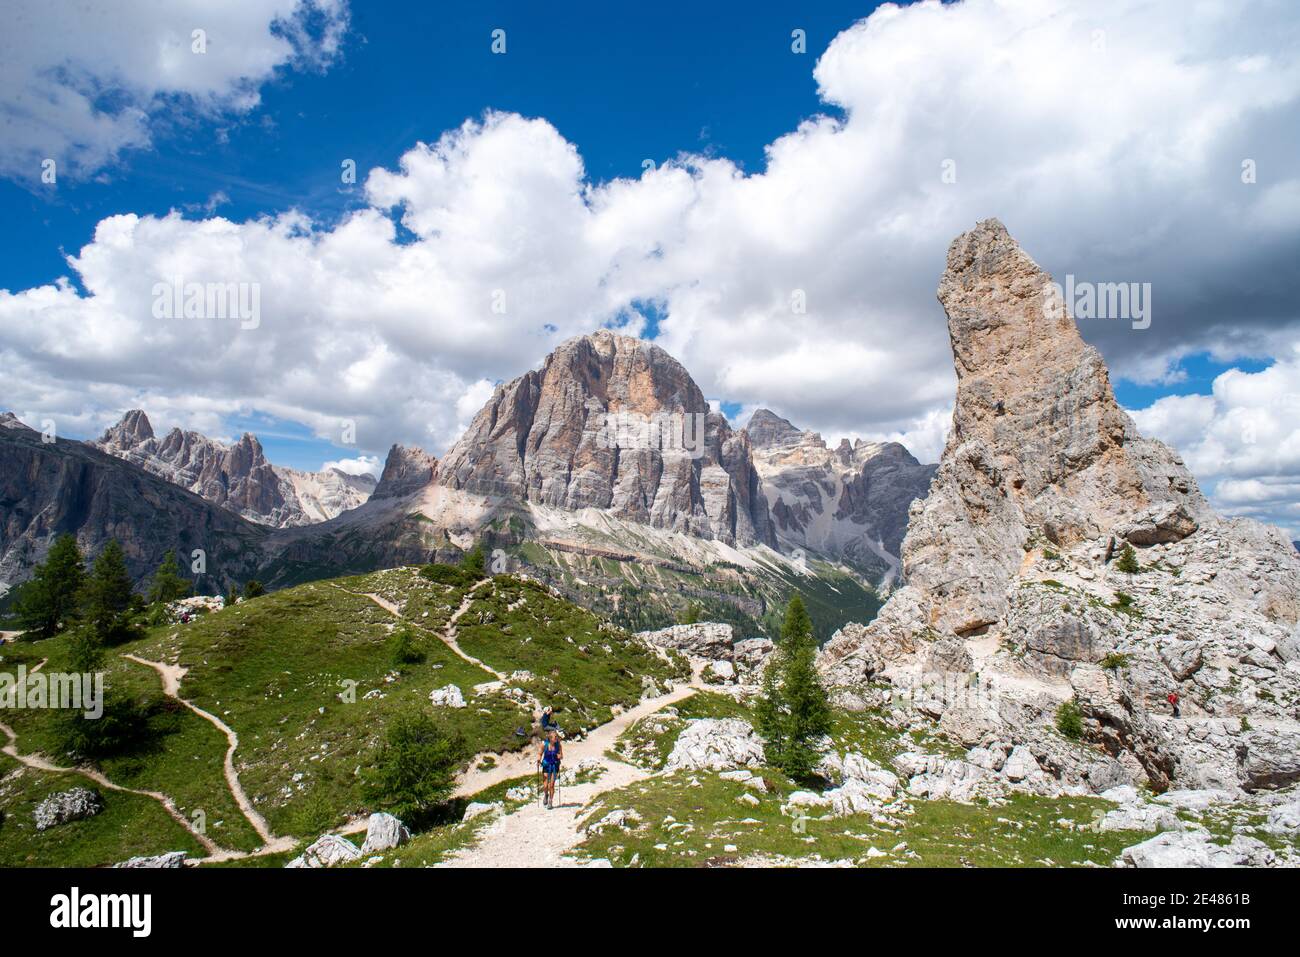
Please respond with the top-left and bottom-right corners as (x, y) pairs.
(94, 411), (374, 527)
(371, 444), (439, 500)
(437, 331), (776, 548)
(745, 408), (935, 584)
(820, 219), (1300, 799)
(0, 413), (267, 595)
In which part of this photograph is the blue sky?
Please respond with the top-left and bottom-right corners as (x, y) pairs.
(1, 0), (883, 469)
(2, 2), (874, 290)
(1, 1), (1298, 532)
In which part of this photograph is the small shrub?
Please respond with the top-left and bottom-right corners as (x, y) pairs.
(420, 563), (472, 587)
(1112, 592), (1135, 610)
(64, 627), (104, 672)
(1115, 544), (1140, 574)
(387, 627), (425, 668)
(1055, 698), (1084, 740)
(1100, 652), (1131, 670)
(243, 580), (266, 599)
(362, 710), (465, 827)
(460, 545), (487, 579)
(49, 691), (165, 762)
(288, 788), (339, 837)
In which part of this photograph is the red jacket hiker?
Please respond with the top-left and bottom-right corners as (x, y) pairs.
(1167, 691), (1180, 716)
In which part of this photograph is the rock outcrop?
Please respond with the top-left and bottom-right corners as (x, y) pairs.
(637, 622), (774, 685)
(663, 718), (765, 772)
(360, 812), (410, 854)
(371, 444), (439, 499)
(94, 410), (375, 527)
(0, 413), (269, 595)
(437, 331), (776, 548)
(286, 833), (362, 868)
(1120, 831), (1276, 868)
(745, 408), (936, 585)
(113, 852), (189, 868)
(820, 219), (1300, 798)
(33, 787), (103, 831)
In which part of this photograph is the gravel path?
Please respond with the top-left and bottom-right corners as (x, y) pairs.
(121, 653), (293, 856)
(440, 663), (706, 868)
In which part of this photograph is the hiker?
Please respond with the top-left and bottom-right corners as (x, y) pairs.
(540, 705), (559, 736)
(538, 729), (563, 808)
(1167, 690), (1180, 718)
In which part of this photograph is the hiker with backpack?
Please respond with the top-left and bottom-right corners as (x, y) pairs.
(1167, 691), (1180, 718)
(538, 729), (563, 809)
(540, 705), (559, 736)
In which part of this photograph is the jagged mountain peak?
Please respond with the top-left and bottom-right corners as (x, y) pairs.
(101, 408), (155, 445)
(744, 408), (935, 581)
(372, 444), (438, 500)
(743, 408), (806, 449)
(820, 221), (1300, 798)
(437, 331), (773, 548)
(93, 410), (373, 527)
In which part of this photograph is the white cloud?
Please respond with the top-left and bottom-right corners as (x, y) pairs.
(322, 454), (382, 478)
(1130, 347), (1300, 534)
(0, 0), (349, 183)
(3, 0), (1300, 536)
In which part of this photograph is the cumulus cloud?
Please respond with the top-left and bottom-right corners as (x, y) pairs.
(2, 0), (1299, 533)
(322, 454), (383, 478)
(1130, 347), (1300, 534)
(0, 0), (349, 183)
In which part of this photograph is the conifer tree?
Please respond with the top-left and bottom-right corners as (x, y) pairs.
(756, 594), (833, 780)
(1115, 543), (1140, 574)
(14, 533), (84, 638)
(146, 550), (192, 605)
(81, 540), (137, 645)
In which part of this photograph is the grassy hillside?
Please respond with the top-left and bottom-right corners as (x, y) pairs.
(484, 534), (882, 644)
(0, 564), (681, 866)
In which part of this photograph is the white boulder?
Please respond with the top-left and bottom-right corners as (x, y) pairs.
(360, 812), (410, 854)
(704, 660), (737, 684)
(1264, 797), (1300, 835)
(1098, 804), (1184, 833)
(113, 852), (188, 869)
(429, 684), (467, 708)
(1121, 831), (1276, 868)
(663, 718), (764, 772)
(287, 834), (362, 869)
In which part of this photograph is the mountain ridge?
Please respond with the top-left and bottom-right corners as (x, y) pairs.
(94, 410), (376, 528)
(743, 407), (936, 587)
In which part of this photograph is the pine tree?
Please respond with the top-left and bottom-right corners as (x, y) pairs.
(225, 583), (241, 607)
(65, 625), (104, 673)
(81, 540), (138, 645)
(1115, 543), (1140, 574)
(14, 534), (84, 638)
(461, 544), (486, 578)
(756, 594), (833, 781)
(243, 580), (265, 599)
(146, 550), (191, 605)
(362, 710), (465, 826)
